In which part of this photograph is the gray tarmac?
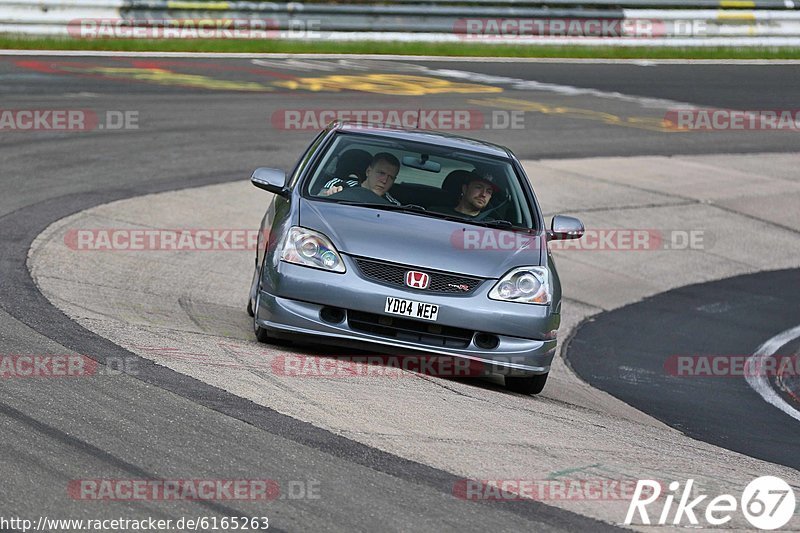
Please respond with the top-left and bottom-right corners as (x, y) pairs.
(2, 54), (800, 531)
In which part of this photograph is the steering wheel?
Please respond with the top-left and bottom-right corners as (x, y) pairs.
(474, 198), (509, 221)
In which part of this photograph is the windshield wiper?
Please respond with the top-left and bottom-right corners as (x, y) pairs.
(355, 202), (465, 222)
(466, 218), (533, 231)
(330, 201), (530, 230)
(474, 219), (512, 229)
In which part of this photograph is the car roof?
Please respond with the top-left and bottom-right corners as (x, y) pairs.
(332, 121), (513, 159)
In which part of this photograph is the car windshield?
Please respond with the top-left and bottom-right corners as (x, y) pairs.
(303, 132), (537, 229)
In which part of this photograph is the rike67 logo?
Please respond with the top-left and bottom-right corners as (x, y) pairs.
(625, 476), (796, 530)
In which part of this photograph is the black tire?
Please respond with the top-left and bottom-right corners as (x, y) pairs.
(247, 259), (260, 317)
(254, 321), (272, 343)
(252, 294), (291, 345)
(252, 292), (271, 343)
(254, 322), (292, 346)
(253, 307), (274, 343)
(251, 262), (270, 338)
(505, 373), (548, 395)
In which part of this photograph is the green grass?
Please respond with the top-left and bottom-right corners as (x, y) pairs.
(2, 35), (800, 59)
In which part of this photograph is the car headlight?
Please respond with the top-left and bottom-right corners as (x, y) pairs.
(280, 227), (345, 273)
(489, 267), (551, 305)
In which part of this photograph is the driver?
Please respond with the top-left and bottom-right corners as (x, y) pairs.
(325, 152), (402, 205)
(432, 172), (499, 219)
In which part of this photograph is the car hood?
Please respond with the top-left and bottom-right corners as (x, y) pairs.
(299, 198), (544, 278)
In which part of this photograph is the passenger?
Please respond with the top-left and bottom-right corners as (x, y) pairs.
(433, 172), (499, 219)
(317, 149), (372, 195)
(326, 152), (402, 205)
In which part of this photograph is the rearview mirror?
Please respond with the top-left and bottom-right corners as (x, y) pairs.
(402, 155), (441, 173)
(250, 167), (288, 197)
(549, 215), (584, 240)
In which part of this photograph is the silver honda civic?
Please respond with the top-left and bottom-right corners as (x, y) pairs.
(247, 121), (583, 394)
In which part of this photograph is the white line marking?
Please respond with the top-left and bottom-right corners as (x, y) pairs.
(745, 324), (800, 423)
(252, 58), (338, 72)
(421, 67), (697, 110)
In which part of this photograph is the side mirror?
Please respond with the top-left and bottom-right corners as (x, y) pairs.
(251, 167), (289, 197)
(549, 215), (584, 240)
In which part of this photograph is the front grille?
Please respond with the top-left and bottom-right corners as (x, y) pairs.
(348, 310), (473, 349)
(353, 257), (482, 294)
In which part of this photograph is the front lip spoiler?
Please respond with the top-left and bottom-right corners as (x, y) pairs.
(260, 317), (552, 376)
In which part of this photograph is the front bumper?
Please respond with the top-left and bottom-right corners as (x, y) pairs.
(255, 257), (559, 375)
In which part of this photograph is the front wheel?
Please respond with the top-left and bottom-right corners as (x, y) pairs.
(505, 372), (548, 395)
(252, 293), (290, 345)
(254, 320), (272, 343)
(246, 258), (261, 317)
(252, 292), (272, 343)
(254, 319), (291, 346)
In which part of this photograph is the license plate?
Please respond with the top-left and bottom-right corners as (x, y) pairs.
(384, 297), (439, 321)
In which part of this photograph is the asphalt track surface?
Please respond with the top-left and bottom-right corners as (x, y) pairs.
(567, 269), (800, 471)
(1, 54), (799, 530)
(422, 60), (800, 110)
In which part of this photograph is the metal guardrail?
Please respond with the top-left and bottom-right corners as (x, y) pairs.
(363, 0), (797, 6)
(0, 0), (796, 8)
(126, 3), (628, 17)
(1, 0), (799, 44)
(79, 0), (800, 8)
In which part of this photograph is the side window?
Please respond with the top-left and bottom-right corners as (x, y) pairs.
(307, 143), (348, 196)
(287, 129), (328, 189)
